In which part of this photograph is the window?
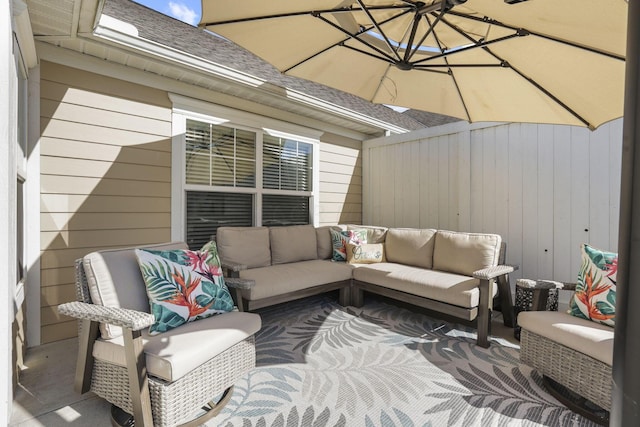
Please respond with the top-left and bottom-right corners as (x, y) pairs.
(177, 106), (318, 249)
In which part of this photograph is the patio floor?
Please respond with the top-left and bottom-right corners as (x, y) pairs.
(9, 308), (520, 426)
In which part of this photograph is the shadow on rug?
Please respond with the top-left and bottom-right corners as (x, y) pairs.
(212, 295), (598, 427)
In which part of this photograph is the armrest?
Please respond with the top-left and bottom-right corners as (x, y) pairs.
(473, 264), (517, 281)
(225, 277), (255, 290)
(58, 301), (155, 331)
(221, 261), (248, 272)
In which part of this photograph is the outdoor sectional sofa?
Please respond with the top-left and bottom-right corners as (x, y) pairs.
(216, 224), (515, 347)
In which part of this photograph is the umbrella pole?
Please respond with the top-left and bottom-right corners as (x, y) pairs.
(612, 0), (640, 424)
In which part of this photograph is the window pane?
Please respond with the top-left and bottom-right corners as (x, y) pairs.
(211, 125), (235, 157)
(185, 153), (210, 185)
(236, 129), (256, 159)
(236, 159), (255, 187)
(211, 156), (235, 186)
(185, 119), (257, 189)
(262, 136), (312, 191)
(262, 194), (309, 226)
(186, 191), (253, 250)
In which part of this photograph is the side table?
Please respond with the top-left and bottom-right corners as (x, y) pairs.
(513, 279), (564, 340)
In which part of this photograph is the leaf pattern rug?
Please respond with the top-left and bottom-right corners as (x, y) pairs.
(210, 295), (598, 427)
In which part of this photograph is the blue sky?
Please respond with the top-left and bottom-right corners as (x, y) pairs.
(133, 0), (201, 26)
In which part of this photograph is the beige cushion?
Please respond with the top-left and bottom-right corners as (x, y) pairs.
(270, 225), (318, 265)
(216, 226), (271, 268)
(432, 231), (501, 276)
(385, 228), (437, 269)
(83, 241), (188, 340)
(239, 259), (353, 301)
(347, 224), (388, 243)
(353, 263), (496, 309)
(518, 311), (614, 365)
(92, 311), (261, 382)
(315, 226), (335, 259)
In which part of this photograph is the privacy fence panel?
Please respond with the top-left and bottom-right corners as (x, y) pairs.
(363, 119), (623, 296)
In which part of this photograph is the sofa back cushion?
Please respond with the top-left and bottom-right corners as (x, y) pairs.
(83, 241), (188, 339)
(270, 225), (318, 265)
(316, 225), (343, 259)
(432, 230), (501, 276)
(385, 228), (437, 269)
(216, 226), (271, 268)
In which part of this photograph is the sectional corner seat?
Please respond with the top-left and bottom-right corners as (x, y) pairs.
(216, 224), (515, 347)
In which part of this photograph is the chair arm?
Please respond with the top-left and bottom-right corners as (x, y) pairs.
(222, 261), (247, 272)
(473, 264), (517, 281)
(58, 301), (155, 331)
(225, 277), (255, 290)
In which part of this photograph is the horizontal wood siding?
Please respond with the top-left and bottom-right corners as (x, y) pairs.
(40, 61), (172, 343)
(318, 133), (362, 225)
(364, 120), (623, 299)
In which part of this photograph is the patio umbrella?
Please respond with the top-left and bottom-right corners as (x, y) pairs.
(199, 0), (627, 130)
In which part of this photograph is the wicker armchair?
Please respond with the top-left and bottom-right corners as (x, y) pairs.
(58, 242), (261, 427)
(518, 281), (613, 424)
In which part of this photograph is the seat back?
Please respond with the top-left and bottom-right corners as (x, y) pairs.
(79, 241), (188, 339)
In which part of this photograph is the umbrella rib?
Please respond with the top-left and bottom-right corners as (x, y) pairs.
(199, 5), (412, 27)
(283, 8), (415, 73)
(355, 0), (402, 61)
(445, 10), (625, 61)
(412, 32), (523, 65)
(433, 14), (594, 128)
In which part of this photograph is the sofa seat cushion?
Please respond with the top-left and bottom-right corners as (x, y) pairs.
(518, 311), (614, 366)
(92, 311), (261, 382)
(239, 259), (353, 301)
(353, 263), (496, 308)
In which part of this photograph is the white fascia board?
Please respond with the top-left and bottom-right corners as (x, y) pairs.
(90, 14), (410, 136)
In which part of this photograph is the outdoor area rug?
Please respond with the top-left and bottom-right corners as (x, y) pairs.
(212, 295), (598, 427)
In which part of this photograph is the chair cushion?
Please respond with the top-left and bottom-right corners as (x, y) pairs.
(92, 311), (261, 382)
(269, 225), (318, 265)
(83, 242), (188, 340)
(569, 243), (617, 326)
(330, 228), (367, 262)
(518, 311), (614, 365)
(216, 226), (271, 268)
(239, 259), (353, 300)
(135, 245), (234, 335)
(385, 228), (437, 269)
(432, 231), (501, 276)
(353, 263), (495, 308)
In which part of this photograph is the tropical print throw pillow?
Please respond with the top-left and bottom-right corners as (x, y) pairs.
(330, 229), (367, 262)
(568, 243), (617, 327)
(135, 243), (234, 335)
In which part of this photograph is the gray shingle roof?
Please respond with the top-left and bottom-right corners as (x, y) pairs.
(105, 0), (459, 131)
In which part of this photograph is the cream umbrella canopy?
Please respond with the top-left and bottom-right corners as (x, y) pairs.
(199, 0), (627, 130)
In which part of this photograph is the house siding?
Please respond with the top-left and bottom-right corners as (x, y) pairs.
(318, 132), (362, 225)
(39, 62), (365, 343)
(39, 61), (172, 343)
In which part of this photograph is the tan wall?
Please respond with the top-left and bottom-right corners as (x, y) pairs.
(318, 132), (362, 225)
(39, 61), (172, 343)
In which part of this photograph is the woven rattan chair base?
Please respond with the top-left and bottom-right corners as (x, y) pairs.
(92, 336), (255, 427)
(542, 376), (609, 426)
(520, 329), (612, 412)
(110, 386), (234, 427)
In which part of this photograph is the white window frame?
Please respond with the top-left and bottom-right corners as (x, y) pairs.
(170, 94), (321, 242)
